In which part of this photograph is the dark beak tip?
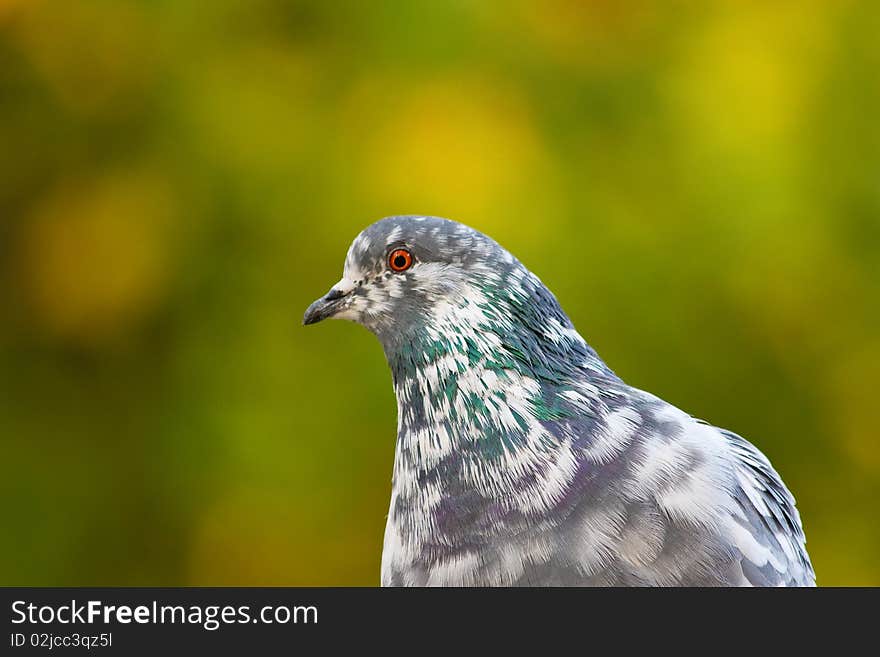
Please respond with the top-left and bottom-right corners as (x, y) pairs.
(303, 293), (337, 326)
(303, 286), (349, 326)
(302, 302), (322, 326)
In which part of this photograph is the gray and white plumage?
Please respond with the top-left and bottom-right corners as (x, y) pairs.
(304, 215), (815, 587)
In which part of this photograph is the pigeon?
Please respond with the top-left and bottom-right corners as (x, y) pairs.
(303, 215), (816, 587)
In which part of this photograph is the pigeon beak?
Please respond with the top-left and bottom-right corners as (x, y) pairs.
(303, 285), (351, 325)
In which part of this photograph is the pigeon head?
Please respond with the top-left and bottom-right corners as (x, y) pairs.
(305, 216), (511, 341)
(304, 215), (611, 382)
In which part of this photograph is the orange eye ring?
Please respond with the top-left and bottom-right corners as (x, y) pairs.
(388, 248), (414, 272)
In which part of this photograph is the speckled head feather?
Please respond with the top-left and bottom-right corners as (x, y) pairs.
(304, 215), (815, 587)
(304, 215), (611, 376)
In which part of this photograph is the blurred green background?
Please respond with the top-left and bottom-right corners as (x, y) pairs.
(1, 0), (878, 586)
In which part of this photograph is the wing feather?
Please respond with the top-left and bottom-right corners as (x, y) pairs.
(721, 429), (815, 586)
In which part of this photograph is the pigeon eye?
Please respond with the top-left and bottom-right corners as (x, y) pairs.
(388, 248), (413, 272)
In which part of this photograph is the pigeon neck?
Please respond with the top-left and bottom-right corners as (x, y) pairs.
(382, 275), (618, 483)
(384, 323), (607, 476)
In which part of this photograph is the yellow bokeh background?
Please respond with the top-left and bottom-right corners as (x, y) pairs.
(1, 0), (878, 585)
